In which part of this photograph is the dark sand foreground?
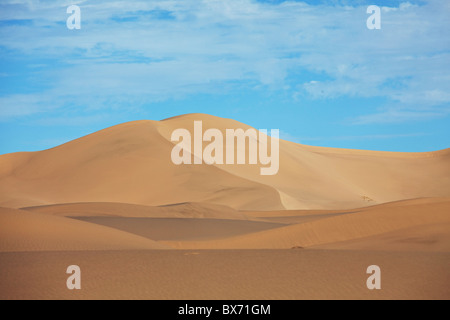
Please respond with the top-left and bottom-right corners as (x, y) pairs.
(0, 250), (448, 300)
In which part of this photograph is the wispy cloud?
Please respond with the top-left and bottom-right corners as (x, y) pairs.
(352, 108), (450, 124)
(0, 0), (449, 124)
(296, 132), (429, 144)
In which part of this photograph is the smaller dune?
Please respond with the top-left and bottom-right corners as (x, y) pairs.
(313, 223), (450, 252)
(163, 198), (450, 250)
(0, 207), (170, 252)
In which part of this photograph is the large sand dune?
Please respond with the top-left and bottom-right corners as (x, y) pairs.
(1, 114), (449, 210)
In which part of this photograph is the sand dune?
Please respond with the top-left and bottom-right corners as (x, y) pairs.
(0, 207), (169, 252)
(1, 114), (448, 210)
(0, 118), (283, 210)
(158, 114), (450, 209)
(313, 222), (450, 252)
(2, 198), (447, 252)
(164, 198), (450, 250)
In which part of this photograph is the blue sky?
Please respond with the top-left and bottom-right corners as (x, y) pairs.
(0, 0), (449, 154)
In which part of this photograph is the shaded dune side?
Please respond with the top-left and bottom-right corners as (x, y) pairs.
(0, 207), (170, 252)
(163, 198), (450, 250)
(72, 217), (286, 241)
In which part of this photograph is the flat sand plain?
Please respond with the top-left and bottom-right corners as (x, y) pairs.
(1, 250), (448, 300)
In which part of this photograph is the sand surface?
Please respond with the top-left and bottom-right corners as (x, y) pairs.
(0, 114), (448, 300)
(0, 250), (448, 300)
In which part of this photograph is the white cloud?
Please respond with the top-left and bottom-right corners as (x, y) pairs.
(0, 94), (56, 119)
(0, 0), (448, 123)
(297, 132), (428, 144)
(352, 106), (450, 125)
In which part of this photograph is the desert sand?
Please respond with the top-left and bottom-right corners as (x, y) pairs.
(1, 250), (448, 300)
(0, 114), (449, 300)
